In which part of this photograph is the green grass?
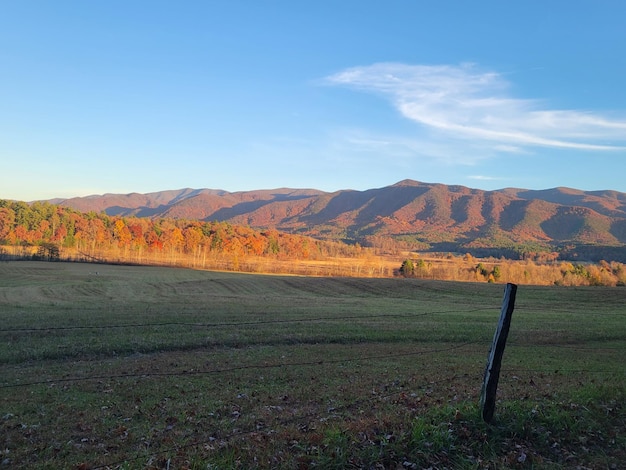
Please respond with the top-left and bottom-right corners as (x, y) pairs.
(1, 261), (624, 469)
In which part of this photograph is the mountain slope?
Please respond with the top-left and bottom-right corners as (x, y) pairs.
(54, 180), (626, 258)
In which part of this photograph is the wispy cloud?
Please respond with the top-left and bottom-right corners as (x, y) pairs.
(338, 129), (492, 165)
(326, 63), (626, 156)
(468, 175), (506, 182)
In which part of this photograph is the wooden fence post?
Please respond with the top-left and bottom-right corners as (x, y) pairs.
(480, 283), (517, 423)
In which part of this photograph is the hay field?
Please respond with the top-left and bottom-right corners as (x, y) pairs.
(1, 261), (624, 468)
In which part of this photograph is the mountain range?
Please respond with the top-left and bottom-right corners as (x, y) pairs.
(54, 180), (626, 261)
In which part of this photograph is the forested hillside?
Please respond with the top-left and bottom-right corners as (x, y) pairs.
(3, 199), (626, 285)
(52, 180), (626, 262)
(0, 200), (360, 268)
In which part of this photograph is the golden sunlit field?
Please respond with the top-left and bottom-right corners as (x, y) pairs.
(1, 261), (624, 469)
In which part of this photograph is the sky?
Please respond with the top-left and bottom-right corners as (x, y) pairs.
(1, 1), (626, 201)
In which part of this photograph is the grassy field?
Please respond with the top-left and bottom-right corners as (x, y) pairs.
(0, 261), (624, 469)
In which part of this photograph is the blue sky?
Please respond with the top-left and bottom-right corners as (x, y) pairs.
(2, 1), (625, 201)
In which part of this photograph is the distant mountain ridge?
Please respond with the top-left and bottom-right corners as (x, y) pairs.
(54, 180), (626, 260)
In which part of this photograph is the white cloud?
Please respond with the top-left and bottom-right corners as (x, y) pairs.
(326, 63), (626, 155)
(468, 175), (505, 181)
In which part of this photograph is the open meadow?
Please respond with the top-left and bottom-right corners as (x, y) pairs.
(1, 261), (624, 469)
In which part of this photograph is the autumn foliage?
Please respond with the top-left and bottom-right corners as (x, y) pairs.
(0, 200), (363, 274)
(1, 199), (625, 285)
(398, 253), (626, 286)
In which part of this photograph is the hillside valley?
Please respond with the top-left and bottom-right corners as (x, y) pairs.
(54, 180), (626, 261)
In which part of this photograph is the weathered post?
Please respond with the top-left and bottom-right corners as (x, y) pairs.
(480, 283), (517, 423)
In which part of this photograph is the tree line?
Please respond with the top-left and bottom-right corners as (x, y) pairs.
(2, 199), (625, 285)
(0, 200), (362, 268)
(398, 253), (626, 286)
